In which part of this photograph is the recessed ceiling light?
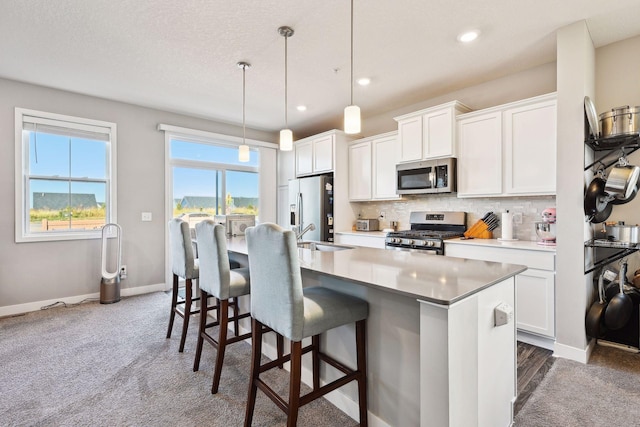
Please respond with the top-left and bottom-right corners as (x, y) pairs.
(457, 30), (479, 43)
(357, 77), (371, 86)
(296, 105), (307, 111)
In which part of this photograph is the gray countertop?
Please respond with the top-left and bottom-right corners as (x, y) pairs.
(227, 237), (526, 305)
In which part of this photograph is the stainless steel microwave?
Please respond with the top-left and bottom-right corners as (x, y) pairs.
(396, 158), (456, 195)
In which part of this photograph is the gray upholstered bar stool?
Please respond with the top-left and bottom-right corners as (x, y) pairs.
(167, 218), (201, 352)
(192, 220), (252, 394)
(244, 223), (369, 427)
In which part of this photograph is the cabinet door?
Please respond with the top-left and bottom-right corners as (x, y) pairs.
(398, 116), (423, 162)
(295, 140), (313, 176)
(457, 112), (503, 196)
(504, 100), (557, 195)
(516, 269), (555, 338)
(313, 135), (334, 173)
(372, 135), (400, 199)
(277, 149), (295, 186)
(424, 108), (454, 159)
(348, 141), (372, 201)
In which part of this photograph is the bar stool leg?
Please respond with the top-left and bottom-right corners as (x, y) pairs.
(193, 289), (208, 372)
(212, 299), (229, 394)
(312, 335), (320, 390)
(277, 334), (284, 369)
(356, 319), (368, 427)
(166, 274), (179, 339)
(244, 318), (263, 427)
(232, 297), (240, 337)
(288, 341), (303, 427)
(178, 278), (193, 352)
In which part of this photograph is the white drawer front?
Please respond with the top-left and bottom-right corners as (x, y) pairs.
(445, 244), (555, 271)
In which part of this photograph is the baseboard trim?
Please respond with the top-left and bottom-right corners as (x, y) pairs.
(517, 330), (555, 351)
(0, 283), (166, 318)
(553, 340), (590, 363)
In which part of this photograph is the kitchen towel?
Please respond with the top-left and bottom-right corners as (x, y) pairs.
(502, 211), (514, 240)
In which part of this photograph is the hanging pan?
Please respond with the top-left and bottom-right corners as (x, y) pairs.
(604, 260), (633, 330)
(584, 176), (613, 223)
(585, 271), (608, 339)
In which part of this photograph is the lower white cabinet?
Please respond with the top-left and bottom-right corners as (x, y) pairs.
(445, 242), (556, 341)
(335, 233), (386, 249)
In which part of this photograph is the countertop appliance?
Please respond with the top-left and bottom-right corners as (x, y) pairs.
(289, 174), (334, 242)
(356, 219), (378, 231)
(385, 211), (467, 255)
(534, 207), (556, 246)
(396, 158), (456, 195)
(214, 214), (255, 236)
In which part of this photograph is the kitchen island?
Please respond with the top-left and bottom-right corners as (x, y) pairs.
(226, 237), (526, 426)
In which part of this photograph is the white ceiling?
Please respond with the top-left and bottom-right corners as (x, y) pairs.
(1, 0), (639, 137)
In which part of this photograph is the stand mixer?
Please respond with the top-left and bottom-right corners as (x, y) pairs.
(535, 207), (557, 246)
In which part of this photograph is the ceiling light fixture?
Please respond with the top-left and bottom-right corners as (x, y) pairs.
(278, 26), (294, 151)
(296, 105), (307, 111)
(344, 0), (361, 134)
(237, 61), (251, 163)
(457, 30), (479, 43)
(357, 77), (370, 86)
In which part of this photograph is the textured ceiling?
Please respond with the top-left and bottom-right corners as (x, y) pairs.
(0, 0), (639, 137)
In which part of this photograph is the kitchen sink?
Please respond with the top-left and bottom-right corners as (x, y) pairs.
(297, 241), (354, 251)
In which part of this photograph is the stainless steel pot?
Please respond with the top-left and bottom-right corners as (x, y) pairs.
(605, 160), (640, 201)
(605, 221), (640, 244)
(599, 106), (640, 138)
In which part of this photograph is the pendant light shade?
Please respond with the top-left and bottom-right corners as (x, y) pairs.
(344, 0), (361, 134)
(279, 128), (293, 151)
(278, 26), (294, 151)
(237, 61), (251, 162)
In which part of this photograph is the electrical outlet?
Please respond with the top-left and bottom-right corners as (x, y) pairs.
(513, 212), (523, 225)
(120, 265), (127, 279)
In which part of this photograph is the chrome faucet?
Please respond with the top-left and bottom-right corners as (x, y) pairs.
(296, 223), (316, 241)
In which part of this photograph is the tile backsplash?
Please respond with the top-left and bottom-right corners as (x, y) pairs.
(352, 194), (556, 242)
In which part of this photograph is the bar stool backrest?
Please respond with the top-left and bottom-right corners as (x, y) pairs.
(168, 218), (197, 279)
(195, 220), (232, 299)
(246, 223), (304, 341)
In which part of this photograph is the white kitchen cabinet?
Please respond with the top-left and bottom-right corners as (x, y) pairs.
(277, 149), (295, 186)
(444, 240), (556, 348)
(348, 131), (400, 202)
(456, 92), (557, 197)
(394, 101), (471, 163)
(457, 111), (503, 196)
(334, 232), (386, 249)
(294, 130), (348, 177)
(372, 134), (400, 199)
(348, 141), (372, 201)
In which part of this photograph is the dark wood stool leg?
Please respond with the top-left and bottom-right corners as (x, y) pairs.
(166, 274), (179, 339)
(356, 319), (368, 427)
(312, 335), (320, 390)
(244, 318), (263, 427)
(193, 289), (208, 372)
(277, 334), (284, 369)
(232, 297), (240, 337)
(287, 340), (303, 427)
(212, 299), (229, 394)
(178, 278), (192, 352)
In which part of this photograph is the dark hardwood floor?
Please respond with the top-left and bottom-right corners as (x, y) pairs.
(514, 342), (555, 415)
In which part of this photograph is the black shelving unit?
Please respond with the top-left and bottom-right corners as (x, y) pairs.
(584, 133), (640, 172)
(584, 239), (640, 274)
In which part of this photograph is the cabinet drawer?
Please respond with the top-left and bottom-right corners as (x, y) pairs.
(445, 244), (555, 271)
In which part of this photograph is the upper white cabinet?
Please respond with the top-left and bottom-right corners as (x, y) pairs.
(394, 101), (472, 163)
(295, 130), (349, 177)
(457, 93), (557, 197)
(348, 131), (400, 201)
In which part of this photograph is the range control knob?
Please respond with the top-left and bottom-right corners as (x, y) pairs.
(426, 241), (435, 247)
(415, 240), (426, 246)
(407, 239), (414, 245)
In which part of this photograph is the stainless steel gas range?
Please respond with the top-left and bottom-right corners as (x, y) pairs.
(384, 211), (467, 255)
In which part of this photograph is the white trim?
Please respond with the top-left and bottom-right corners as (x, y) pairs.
(517, 330), (555, 351)
(553, 340), (591, 363)
(14, 107), (117, 243)
(157, 123), (277, 149)
(0, 283), (165, 318)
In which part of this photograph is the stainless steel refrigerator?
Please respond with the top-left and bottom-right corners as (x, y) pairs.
(288, 174), (334, 242)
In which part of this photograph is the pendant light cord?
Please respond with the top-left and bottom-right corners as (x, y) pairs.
(242, 64), (246, 143)
(350, 0), (354, 106)
(284, 33), (288, 128)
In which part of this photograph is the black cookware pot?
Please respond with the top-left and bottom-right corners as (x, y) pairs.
(584, 177), (613, 223)
(586, 272), (608, 339)
(604, 261), (633, 330)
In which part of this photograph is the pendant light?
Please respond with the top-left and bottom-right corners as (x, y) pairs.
(278, 26), (294, 151)
(238, 61), (251, 162)
(344, 0), (361, 134)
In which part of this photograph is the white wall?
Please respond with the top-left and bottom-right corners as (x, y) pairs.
(0, 78), (276, 314)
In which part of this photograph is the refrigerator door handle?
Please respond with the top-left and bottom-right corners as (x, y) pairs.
(298, 192), (303, 233)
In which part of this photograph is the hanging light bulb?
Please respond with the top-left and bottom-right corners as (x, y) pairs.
(238, 61), (251, 162)
(344, 0), (361, 134)
(278, 26), (294, 151)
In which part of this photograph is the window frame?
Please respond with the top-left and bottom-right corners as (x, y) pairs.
(14, 108), (117, 243)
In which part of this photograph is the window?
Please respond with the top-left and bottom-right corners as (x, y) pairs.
(15, 108), (117, 242)
(169, 138), (259, 230)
